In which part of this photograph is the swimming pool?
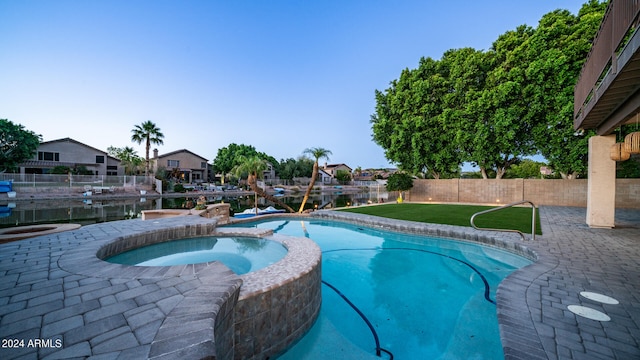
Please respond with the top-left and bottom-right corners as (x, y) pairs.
(232, 218), (532, 359)
(105, 236), (288, 275)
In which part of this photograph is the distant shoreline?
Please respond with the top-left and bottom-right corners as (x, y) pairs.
(2, 185), (370, 202)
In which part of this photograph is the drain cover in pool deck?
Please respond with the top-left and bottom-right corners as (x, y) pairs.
(567, 305), (611, 321)
(580, 291), (619, 305)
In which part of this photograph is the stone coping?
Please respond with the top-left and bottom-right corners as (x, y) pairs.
(310, 210), (538, 261)
(230, 210), (536, 261)
(212, 227), (322, 299)
(212, 227), (322, 358)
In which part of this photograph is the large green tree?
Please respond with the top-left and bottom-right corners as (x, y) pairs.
(298, 147), (331, 213)
(212, 143), (278, 184)
(371, 56), (462, 178)
(278, 156), (314, 180)
(131, 120), (164, 176)
(466, 25), (539, 179)
(441, 47), (491, 177)
(371, 1), (606, 179)
(529, 2), (607, 178)
(0, 119), (41, 172)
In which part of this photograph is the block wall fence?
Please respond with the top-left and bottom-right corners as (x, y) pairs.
(404, 179), (640, 208)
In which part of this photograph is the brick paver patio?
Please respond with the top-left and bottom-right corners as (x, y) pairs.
(498, 206), (640, 360)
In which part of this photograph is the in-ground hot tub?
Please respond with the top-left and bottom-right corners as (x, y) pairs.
(105, 235), (288, 275)
(77, 223), (321, 360)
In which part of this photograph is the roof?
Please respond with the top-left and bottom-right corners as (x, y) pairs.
(324, 163), (352, 171)
(156, 149), (209, 162)
(40, 138), (120, 161)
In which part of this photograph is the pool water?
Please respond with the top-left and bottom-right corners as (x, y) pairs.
(233, 219), (532, 359)
(105, 236), (287, 275)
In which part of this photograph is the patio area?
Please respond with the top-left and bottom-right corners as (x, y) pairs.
(498, 206), (640, 359)
(0, 206), (638, 359)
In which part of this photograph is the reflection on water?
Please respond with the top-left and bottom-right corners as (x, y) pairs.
(0, 198), (159, 228)
(0, 192), (386, 229)
(105, 236), (287, 274)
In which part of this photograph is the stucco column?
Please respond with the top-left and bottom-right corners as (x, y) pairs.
(586, 135), (616, 228)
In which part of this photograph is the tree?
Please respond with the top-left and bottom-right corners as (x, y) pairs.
(232, 156), (295, 213)
(298, 147), (332, 213)
(386, 172), (413, 202)
(212, 143), (278, 184)
(107, 146), (144, 175)
(529, 2), (607, 178)
(354, 166), (363, 178)
(504, 159), (546, 178)
(371, 2), (606, 179)
(617, 154), (640, 178)
(464, 25), (540, 179)
(335, 169), (351, 183)
(0, 119), (41, 173)
(131, 120), (164, 176)
(278, 157), (314, 180)
(371, 56), (463, 178)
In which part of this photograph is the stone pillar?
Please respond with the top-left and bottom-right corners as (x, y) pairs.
(586, 135), (616, 228)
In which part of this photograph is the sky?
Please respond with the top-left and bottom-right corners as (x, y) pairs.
(1, 0), (588, 170)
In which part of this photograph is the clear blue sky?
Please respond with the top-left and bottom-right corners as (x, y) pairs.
(1, 0), (587, 170)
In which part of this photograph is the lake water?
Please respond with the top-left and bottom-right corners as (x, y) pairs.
(0, 192), (384, 228)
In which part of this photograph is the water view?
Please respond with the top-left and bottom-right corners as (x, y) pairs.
(0, 192), (386, 229)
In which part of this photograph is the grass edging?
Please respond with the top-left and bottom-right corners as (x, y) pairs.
(336, 203), (542, 235)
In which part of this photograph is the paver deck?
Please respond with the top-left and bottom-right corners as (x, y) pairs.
(0, 206), (638, 359)
(498, 206), (640, 360)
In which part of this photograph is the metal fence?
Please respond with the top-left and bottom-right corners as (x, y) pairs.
(0, 174), (155, 190)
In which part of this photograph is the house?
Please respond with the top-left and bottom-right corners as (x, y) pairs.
(318, 168), (333, 184)
(322, 163), (352, 180)
(152, 149), (209, 183)
(354, 168), (397, 181)
(263, 162), (276, 183)
(18, 138), (121, 175)
(540, 166), (553, 176)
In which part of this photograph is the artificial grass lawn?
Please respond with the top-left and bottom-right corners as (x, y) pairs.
(338, 203), (542, 235)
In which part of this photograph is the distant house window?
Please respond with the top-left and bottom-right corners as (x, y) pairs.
(38, 151), (59, 161)
(201, 162), (207, 169)
(167, 160), (179, 167)
(96, 155), (105, 163)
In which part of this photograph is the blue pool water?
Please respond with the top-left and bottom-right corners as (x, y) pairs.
(105, 236), (287, 275)
(233, 219), (532, 359)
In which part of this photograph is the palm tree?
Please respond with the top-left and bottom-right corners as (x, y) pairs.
(131, 121), (164, 176)
(298, 147), (332, 213)
(232, 156), (295, 213)
(107, 146), (144, 175)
